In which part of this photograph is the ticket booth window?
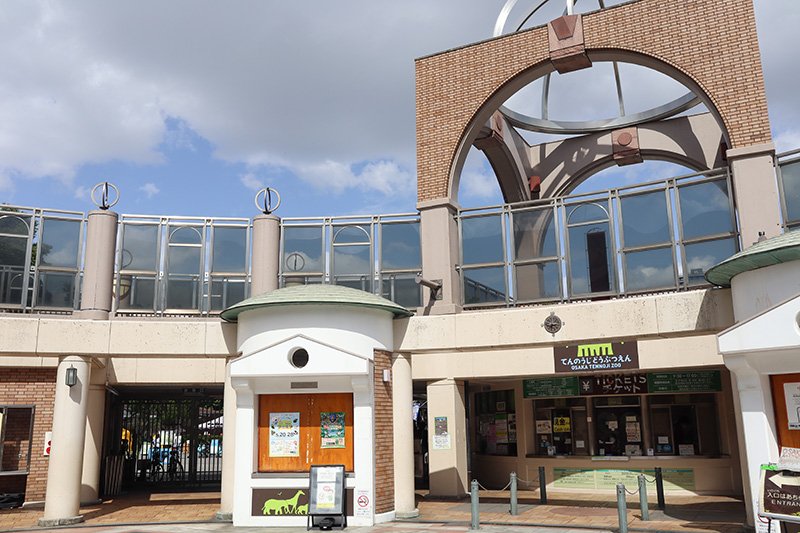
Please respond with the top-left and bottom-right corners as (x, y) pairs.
(533, 398), (589, 456)
(593, 396), (642, 456)
(648, 394), (720, 456)
(475, 390), (517, 456)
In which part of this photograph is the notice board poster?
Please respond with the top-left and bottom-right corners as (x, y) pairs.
(320, 412), (346, 449)
(785, 383), (800, 430)
(269, 412), (300, 457)
(308, 465), (346, 516)
(433, 416), (451, 450)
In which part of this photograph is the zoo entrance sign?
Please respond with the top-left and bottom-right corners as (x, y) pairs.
(554, 341), (639, 373)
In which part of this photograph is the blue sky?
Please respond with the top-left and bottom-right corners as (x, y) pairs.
(0, 1), (797, 219)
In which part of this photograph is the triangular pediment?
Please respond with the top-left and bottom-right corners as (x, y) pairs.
(230, 333), (369, 378)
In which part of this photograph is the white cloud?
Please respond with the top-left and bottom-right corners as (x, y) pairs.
(293, 159), (413, 195)
(239, 172), (264, 192)
(139, 182), (160, 199)
(73, 185), (89, 200)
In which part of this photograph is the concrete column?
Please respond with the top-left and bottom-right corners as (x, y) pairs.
(40, 356), (92, 526)
(250, 214), (280, 296)
(426, 379), (468, 497)
(80, 210), (118, 320)
(79, 376), (106, 504)
(231, 383), (254, 527)
(217, 358), (237, 520)
(726, 354), (780, 528)
(418, 200), (462, 315)
(727, 143), (782, 248)
(392, 353), (418, 518)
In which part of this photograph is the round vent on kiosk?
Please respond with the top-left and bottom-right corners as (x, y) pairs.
(290, 348), (309, 369)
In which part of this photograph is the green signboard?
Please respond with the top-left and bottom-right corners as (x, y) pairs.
(523, 376), (580, 398)
(647, 371), (722, 393)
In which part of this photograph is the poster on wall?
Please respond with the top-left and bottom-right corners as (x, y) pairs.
(269, 412), (300, 457)
(433, 416), (451, 450)
(626, 422), (641, 442)
(784, 382), (800, 430)
(495, 414), (508, 444)
(320, 412), (346, 448)
(553, 416), (571, 433)
(536, 419), (552, 434)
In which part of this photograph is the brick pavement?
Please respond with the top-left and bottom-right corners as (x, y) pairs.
(0, 489), (746, 532)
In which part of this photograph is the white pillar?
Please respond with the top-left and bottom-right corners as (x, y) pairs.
(727, 143), (782, 248)
(40, 356), (92, 526)
(726, 354), (780, 528)
(79, 209), (118, 319)
(231, 382), (255, 527)
(426, 379), (468, 497)
(352, 375), (375, 527)
(392, 353), (418, 518)
(251, 214), (280, 296)
(79, 380), (105, 504)
(418, 200), (462, 315)
(217, 359), (237, 520)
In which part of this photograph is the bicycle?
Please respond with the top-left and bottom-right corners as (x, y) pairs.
(149, 445), (185, 482)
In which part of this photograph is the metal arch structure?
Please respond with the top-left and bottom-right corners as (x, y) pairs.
(492, 0), (701, 134)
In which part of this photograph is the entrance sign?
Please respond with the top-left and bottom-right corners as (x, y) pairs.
(320, 412), (346, 448)
(760, 464), (800, 521)
(269, 412), (300, 457)
(555, 341), (639, 373)
(308, 464), (346, 530)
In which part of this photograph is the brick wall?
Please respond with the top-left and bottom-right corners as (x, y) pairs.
(0, 368), (56, 502)
(416, 0), (771, 202)
(373, 350), (394, 515)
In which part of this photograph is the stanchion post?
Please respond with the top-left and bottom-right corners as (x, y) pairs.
(510, 472), (518, 516)
(638, 474), (649, 521)
(538, 466), (547, 504)
(470, 479), (480, 530)
(616, 483), (628, 533)
(655, 467), (665, 510)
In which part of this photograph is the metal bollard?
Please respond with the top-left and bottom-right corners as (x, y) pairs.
(538, 466), (547, 504)
(510, 472), (518, 516)
(638, 474), (649, 521)
(471, 479), (480, 530)
(655, 467), (665, 510)
(616, 483), (628, 533)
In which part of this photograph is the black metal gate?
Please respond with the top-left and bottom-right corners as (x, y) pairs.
(103, 390), (223, 494)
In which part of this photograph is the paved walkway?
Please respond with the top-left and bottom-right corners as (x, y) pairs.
(0, 489), (747, 533)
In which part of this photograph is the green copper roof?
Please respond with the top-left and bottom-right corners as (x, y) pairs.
(705, 229), (800, 287)
(220, 284), (413, 322)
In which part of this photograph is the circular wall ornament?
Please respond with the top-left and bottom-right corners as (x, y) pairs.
(542, 312), (563, 335)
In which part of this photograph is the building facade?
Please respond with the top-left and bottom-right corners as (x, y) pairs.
(0, 0), (798, 528)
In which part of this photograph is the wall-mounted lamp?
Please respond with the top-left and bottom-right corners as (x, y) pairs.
(415, 274), (443, 301)
(65, 366), (78, 387)
(382, 369), (392, 383)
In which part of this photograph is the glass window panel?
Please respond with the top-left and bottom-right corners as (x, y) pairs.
(333, 245), (370, 277)
(620, 191), (670, 247)
(168, 247), (201, 275)
(624, 247), (675, 292)
(121, 225), (159, 272)
(381, 223), (420, 270)
(37, 271), (75, 308)
(781, 159), (800, 223)
(333, 276), (372, 293)
(683, 238), (737, 285)
(210, 277), (247, 310)
(166, 277), (199, 309)
(333, 225), (370, 244)
(461, 215), (503, 265)
(283, 226), (323, 273)
(212, 227), (247, 273)
(568, 224), (614, 295)
(567, 202), (609, 225)
(463, 266), (506, 304)
(0, 236), (28, 269)
(39, 219), (81, 268)
(169, 226), (202, 245)
(0, 268), (27, 305)
(513, 208), (557, 261)
(118, 275), (155, 310)
(2, 408), (33, 472)
(515, 261), (561, 301)
(679, 180), (733, 239)
(382, 273), (421, 309)
(0, 214), (31, 236)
